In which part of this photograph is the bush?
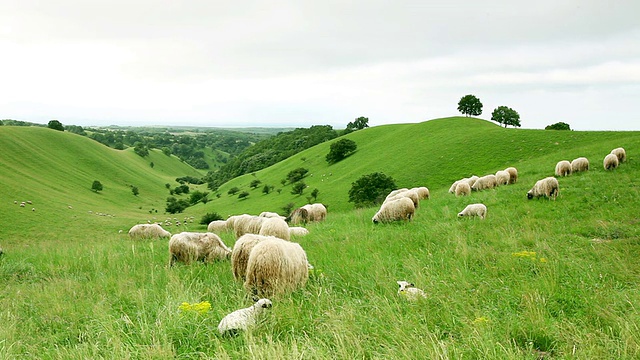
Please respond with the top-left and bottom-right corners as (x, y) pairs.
(326, 139), (357, 164)
(199, 212), (223, 225)
(131, 186), (139, 196)
(228, 187), (240, 195)
(176, 176), (203, 185)
(250, 179), (262, 189)
(291, 182), (306, 195)
(166, 197), (190, 214)
(91, 180), (103, 192)
(238, 191), (250, 200)
(189, 191), (209, 205)
(348, 172), (397, 208)
(287, 168), (309, 183)
(173, 184), (190, 195)
(545, 122), (571, 130)
(282, 202), (296, 215)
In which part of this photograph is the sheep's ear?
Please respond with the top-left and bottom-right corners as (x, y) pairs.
(251, 295), (259, 302)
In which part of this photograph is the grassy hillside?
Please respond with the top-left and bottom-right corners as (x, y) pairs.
(1, 118), (640, 358)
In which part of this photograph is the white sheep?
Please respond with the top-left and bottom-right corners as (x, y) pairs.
(412, 187), (430, 200)
(385, 188), (409, 200)
(372, 197), (415, 224)
(495, 170), (510, 186)
(555, 160), (572, 177)
(384, 188), (420, 209)
(570, 157), (589, 173)
(471, 174), (497, 191)
(217, 298), (272, 336)
(288, 226), (309, 237)
(258, 217), (290, 241)
(457, 203), (487, 219)
(610, 147), (626, 163)
(232, 234), (270, 281)
(244, 237), (309, 296)
(288, 203), (327, 225)
(504, 167), (518, 184)
(449, 180), (463, 193)
(233, 215), (267, 238)
(527, 177), (559, 200)
(454, 182), (471, 197)
(397, 281), (427, 301)
(169, 232), (231, 266)
(207, 220), (229, 233)
(259, 211), (286, 220)
(603, 153), (619, 170)
(128, 223), (171, 239)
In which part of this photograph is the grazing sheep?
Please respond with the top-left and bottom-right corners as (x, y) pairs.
(385, 188), (409, 200)
(288, 203), (327, 225)
(449, 180), (463, 193)
(372, 197), (415, 224)
(259, 211), (286, 220)
(258, 217), (291, 241)
(471, 174), (497, 191)
(555, 160), (572, 177)
(495, 170), (510, 186)
(454, 182), (471, 197)
(232, 234), (271, 281)
(233, 215), (267, 238)
(527, 177), (559, 200)
(504, 167), (518, 184)
(610, 147), (626, 163)
(397, 281), (427, 301)
(603, 153), (619, 170)
(571, 157), (589, 173)
(244, 238), (309, 296)
(288, 226), (309, 237)
(412, 187), (430, 200)
(457, 203), (487, 219)
(128, 223), (171, 239)
(169, 232), (231, 266)
(385, 188), (420, 209)
(207, 220), (229, 233)
(218, 298), (272, 336)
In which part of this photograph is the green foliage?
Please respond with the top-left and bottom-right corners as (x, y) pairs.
(282, 202), (296, 214)
(199, 212), (223, 225)
(291, 181), (306, 195)
(47, 120), (64, 131)
(238, 191), (250, 200)
(165, 196), (189, 214)
(149, 162), (154, 168)
(250, 179), (262, 189)
(457, 94), (483, 116)
(176, 176), (203, 185)
(91, 180), (103, 192)
(173, 184), (190, 195)
(287, 168), (309, 183)
(133, 142), (149, 157)
(545, 122), (571, 130)
(491, 106), (521, 128)
(326, 138), (357, 164)
(262, 184), (274, 195)
(311, 188), (319, 200)
(188, 191), (209, 205)
(65, 125), (86, 135)
(345, 116), (369, 134)
(131, 185), (139, 196)
(227, 187), (240, 195)
(348, 172), (396, 208)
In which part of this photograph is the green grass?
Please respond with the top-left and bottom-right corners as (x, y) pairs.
(1, 118), (640, 359)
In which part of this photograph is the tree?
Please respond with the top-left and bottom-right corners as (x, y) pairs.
(91, 180), (103, 192)
(311, 188), (319, 201)
(545, 122), (571, 130)
(134, 142), (149, 157)
(326, 139), (357, 164)
(348, 172), (397, 208)
(189, 191), (209, 205)
(131, 186), (139, 196)
(262, 184), (274, 195)
(47, 120), (64, 131)
(250, 179), (262, 189)
(238, 191), (250, 200)
(287, 168), (309, 183)
(200, 212), (223, 225)
(228, 187), (240, 195)
(346, 116), (369, 133)
(491, 106), (521, 128)
(457, 95), (483, 117)
(291, 182), (306, 195)
(166, 197), (189, 214)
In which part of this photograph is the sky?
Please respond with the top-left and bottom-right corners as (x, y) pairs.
(1, 1), (639, 131)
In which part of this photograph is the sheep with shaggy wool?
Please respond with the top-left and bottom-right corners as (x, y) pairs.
(571, 157), (589, 173)
(218, 298), (272, 336)
(603, 153), (619, 170)
(457, 203), (487, 219)
(555, 160), (572, 177)
(288, 226), (309, 237)
(259, 211), (286, 220)
(244, 237), (309, 296)
(454, 182), (471, 197)
(385, 188), (409, 200)
(233, 215), (267, 239)
(471, 174), (497, 191)
(397, 281), (427, 301)
(128, 223), (171, 239)
(504, 167), (518, 184)
(372, 197), (415, 224)
(232, 234), (270, 281)
(412, 187), (430, 200)
(385, 188), (420, 208)
(495, 170), (510, 186)
(610, 147), (626, 163)
(169, 232), (231, 266)
(449, 179), (463, 193)
(258, 217), (290, 241)
(288, 203), (327, 225)
(207, 220), (228, 233)
(527, 177), (559, 200)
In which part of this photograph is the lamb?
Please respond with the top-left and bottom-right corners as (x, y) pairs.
(258, 217), (290, 241)
(495, 170), (510, 186)
(207, 220), (229, 233)
(288, 203), (327, 225)
(527, 177), (559, 200)
(454, 182), (471, 197)
(288, 226), (310, 237)
(397, 281), (427, 301)
(555, 160), (572, 177)
(504, 167), (518, 184)
(372, 197), (415, 224)
(603, 153), (619, 170)
(128, 223), (171, 239)
(217, 298), (272, 336)
(610, 147), (626, 163)
(169, 232), (231, 266)
(471, 174), (497, 191)
(570, 157), (589, 173)
(457, 203), (487, 219)
(244, 237), (309, 296)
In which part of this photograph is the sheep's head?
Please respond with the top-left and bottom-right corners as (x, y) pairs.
(397, 280), (414, 293)
(255, 298), (272, 309)
(457, 212), (464, 217)
(527, 191), (534, 199)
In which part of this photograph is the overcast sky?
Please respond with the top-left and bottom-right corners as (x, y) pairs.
(1, 1), (639, 130)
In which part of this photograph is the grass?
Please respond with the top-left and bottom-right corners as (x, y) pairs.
(1, 118), (640, 358)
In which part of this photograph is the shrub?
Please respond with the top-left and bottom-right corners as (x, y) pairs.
(348, 172), (397, 208)
(250, 179), (262, 189)
(291, 182), (306, 195)
(326, 139), (357, 164)
(228, 187), (240, 195)
(166, 197), (189, 214)
(91, 180), (103, 192)
(238, 191), (250, 200)
(189, 191), (209, 205)
(199, 212), (223, 225)
(287, 168), (309, 183)
(545, 122), (571, 130)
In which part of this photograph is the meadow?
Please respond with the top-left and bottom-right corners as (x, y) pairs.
(1, 118), (640, 359)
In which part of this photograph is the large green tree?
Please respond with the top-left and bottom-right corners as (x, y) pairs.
(457, 95), (483, 117)
(47, 120), (64, 131)
(326, 139), (357, 164)
(491, 106), (521, 128)
(348, 172), (397, 208)
(346, 116), (369, 133)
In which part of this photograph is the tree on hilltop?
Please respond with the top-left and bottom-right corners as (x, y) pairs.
(345, 116), (369, 134)
(48, 120), (64, 131)
(457, 95), (483, 117)
(545, 122), (571, 130)
(491, 106), (521, 128)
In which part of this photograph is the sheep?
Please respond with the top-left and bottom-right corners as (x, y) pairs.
(610, 147), (626, 163)
(385, 188), (409, 200)
(571, 157), (589, 173)
(385, 188), (420, 208)
(471, 174), (497, 191)
(449, 180), (463, 193)
(259, 211), (286, 220)
(397, 281), (427, 301)
(555, 160), (572, 177)
(258, 217), (291, 241)
(217, 298), (272, 336)
(128, 223), (171, 239)
(412, 187), (430, 200)
(169, 232), (231, 266)
(232, 234), (270, 281)
(527, 177), (559, 200)
(244, 237), (309, 296)
(454, 182), (471, 197)
(495, 170), (510, 186)
(372, 197), (415, 224)
(288, 226), (309, 237)
(233, 215), (267, 238)
(457, 203), (487, 219)
(504, 167), (518, 184)
(603, 153), (619, 170)
(207, 220), (229, 233)
(288, 203), (327, 225)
